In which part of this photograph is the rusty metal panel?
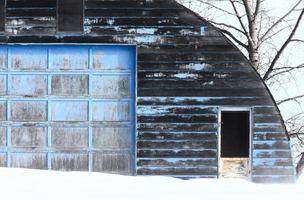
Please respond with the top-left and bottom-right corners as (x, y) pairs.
(92, 153), (132, 174)
(10, 153), (48, 169)
(93, 127), (132, 149)
(51, 153), (88, 171)
(0, 75), (6, 95)
(11, 127), (47, 148)
(51, 127), (88, 149)
(92, 75), (130, 98)
(10, 101), (47, 121)
(51, 75), (88, 96)
(0, 127), (6, 147)
(0, 101), (6, 121)
(0, 153), (6, 167)
(0, 47), (7, 69)
(0, 44), (136, 174)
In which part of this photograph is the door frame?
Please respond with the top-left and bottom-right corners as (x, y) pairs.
(217, 107), (253, 179)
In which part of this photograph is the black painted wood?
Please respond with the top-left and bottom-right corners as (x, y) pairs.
(0, 0), (5, 32)
(6, 0), (56, 8)
(57, 0), (84, 33)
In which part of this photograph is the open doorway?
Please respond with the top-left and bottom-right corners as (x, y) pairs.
(219, 110), (251, 178)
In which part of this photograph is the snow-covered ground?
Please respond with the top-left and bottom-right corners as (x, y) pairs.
(0, 168), (303, 200)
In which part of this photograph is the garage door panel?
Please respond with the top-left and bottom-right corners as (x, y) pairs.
(93, 127), (132, 149)
(92, 101), (130, 122)
(51, 127), (88, 149)
(92, 75), (130, 98)
(50, 47), (89, 70)
(9, 75), (47, 96)
(92, 47), (134, 71)
(0, 44), (136, 174)
(0, 75), (7, 95)
(11, 46), (48, 70)
(10, 101), (47, 122)
(0, 47), (7, 69)
(51, 101), (88, 122)
(92, 153), (132, 174)
(11, 126), (47, 148)
(0, 101), (6, 121)
(0, 153), (6, 167)
(51, 153), (89, 171)
(0, 127), (6, 147)
(51, 75), (89, 96)
(11, 153), (48, 169)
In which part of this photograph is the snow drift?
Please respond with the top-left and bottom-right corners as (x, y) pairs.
(0, 168), (303, 200)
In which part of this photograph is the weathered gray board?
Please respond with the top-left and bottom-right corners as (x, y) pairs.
(0, 44), (136, 175)
(0, 0), (296, 183)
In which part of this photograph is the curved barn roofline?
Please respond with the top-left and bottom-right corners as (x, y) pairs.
(175, 1), (289, 140)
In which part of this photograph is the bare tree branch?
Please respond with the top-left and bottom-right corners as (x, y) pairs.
(273, 64), (304, 71)
(267, 64), (304, 79)
(259, 25), (295, 47)
(230, 0), (251, 41)
(277, 94), (304, 105)
(263, 8), (304, 80)
(291, 39), (304, 43)
(253, 0), (261, 21)
(208, 20), (247, 35)
(196, 0), (237, 16)
(218, 28), (249, 49)
(260, 0), (303, 42)
(297, 153), (304, 177)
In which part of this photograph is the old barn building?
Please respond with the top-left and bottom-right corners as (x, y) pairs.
(0, 0), (296, 183)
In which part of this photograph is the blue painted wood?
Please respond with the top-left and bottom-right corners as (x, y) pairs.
(0, 44), (136, 174)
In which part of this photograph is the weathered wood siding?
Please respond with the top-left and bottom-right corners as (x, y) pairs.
(0, 0), (295, 183)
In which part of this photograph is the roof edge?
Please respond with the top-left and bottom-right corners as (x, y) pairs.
(174, 0), (290, 140)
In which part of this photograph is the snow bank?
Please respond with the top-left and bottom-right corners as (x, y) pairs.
(0, 168), (303, 200)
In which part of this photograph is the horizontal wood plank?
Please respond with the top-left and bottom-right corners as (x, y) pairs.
(137, 123), (218, 132)
(137, 140), (217, 149)
(138, 115), (217, 123)
(138, 131), (217, 140)
(138, 149), (217, 158)
(137, 166), (218, 175)
(137, 158), (217, 167)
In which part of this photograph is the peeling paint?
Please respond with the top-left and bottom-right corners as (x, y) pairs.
(107, 19), (115, 25)
(202, 81), (214, 86)
(174, 73), (196, 79)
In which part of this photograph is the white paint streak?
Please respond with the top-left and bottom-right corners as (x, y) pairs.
(174, 73), (196, 79)
(202, 81), (214, 86)
(183, 63), (205, 70)
(107, 19), (115, 25)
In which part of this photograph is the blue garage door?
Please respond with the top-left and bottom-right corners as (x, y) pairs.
(0, 44), (136, 174)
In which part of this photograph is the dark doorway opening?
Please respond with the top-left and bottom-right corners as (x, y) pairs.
(221, 111), (250, 158)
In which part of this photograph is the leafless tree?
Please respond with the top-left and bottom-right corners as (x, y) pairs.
(178, 0), (304, 176)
